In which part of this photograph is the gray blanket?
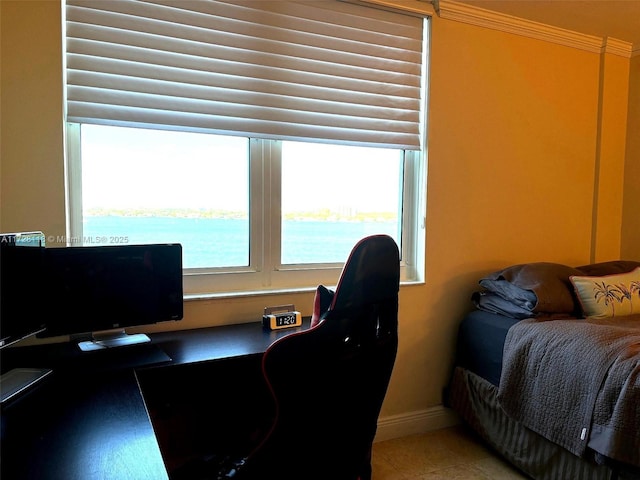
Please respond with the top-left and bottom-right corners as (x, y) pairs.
(497, 316), (640, 468)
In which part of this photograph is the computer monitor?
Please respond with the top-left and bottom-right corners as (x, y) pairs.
(39, 243), (183, 351)
(0, 232), (47, 349)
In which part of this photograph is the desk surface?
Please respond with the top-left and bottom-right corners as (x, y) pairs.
(0, 319), (309, 480)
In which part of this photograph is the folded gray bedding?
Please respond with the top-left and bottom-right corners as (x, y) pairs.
(471, 290), (536, 319)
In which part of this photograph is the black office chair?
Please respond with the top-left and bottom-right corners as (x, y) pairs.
(173, 234), (400, 480)
(235, 234), (400, 480)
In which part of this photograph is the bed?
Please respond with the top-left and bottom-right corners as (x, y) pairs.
(447, 260), (640, 480)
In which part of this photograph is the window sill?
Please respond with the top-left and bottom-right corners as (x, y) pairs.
(183, 279), (424, 302)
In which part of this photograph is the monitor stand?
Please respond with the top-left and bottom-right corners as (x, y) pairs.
(77, 329), (151, 352)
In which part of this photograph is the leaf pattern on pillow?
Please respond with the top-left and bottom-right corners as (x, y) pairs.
(593, 282), (624, 316)
(592, 279), (640, 316)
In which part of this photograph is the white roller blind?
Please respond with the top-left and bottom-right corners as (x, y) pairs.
(65, 0), (425, 149)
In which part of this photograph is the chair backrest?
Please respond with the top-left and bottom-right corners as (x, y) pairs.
(237, 234), (400, 480)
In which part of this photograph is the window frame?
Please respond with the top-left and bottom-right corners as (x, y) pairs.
(63, 1), (431, 296)
(65, 127), (425, 296)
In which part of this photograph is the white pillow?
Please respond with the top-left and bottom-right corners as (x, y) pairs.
(570, 267), (640, 319)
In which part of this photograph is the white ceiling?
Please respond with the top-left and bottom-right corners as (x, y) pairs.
(455, 1), (640, 46)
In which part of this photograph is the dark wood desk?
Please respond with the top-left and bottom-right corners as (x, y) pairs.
(0, 319), (309, 480)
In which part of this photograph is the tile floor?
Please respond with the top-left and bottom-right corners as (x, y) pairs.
(372, 425), (530, 480)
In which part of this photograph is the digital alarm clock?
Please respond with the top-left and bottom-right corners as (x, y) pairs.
(262, 304), (302, 330)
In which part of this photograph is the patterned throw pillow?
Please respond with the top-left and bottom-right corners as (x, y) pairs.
(570, 267), (640, 318)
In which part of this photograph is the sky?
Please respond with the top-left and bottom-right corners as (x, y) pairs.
(81, 124), (402, 214)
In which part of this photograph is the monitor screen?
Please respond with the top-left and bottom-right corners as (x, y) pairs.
(0, 232), (47, 349)
(40, 243), (183, 339)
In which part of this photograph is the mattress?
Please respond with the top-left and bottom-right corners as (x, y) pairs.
(454, 309), (521, 386)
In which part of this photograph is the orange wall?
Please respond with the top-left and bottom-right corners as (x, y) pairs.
(0, 1), (66, 236)
(418, 15), (599, 412)
(593, 51), (629, 262)
(1, 1), (637, 422)
(622, 54), (640, 260)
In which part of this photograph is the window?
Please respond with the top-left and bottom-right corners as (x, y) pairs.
(65, 0), (429, 295)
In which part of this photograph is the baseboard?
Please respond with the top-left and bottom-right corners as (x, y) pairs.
(374, 405), (461, 442)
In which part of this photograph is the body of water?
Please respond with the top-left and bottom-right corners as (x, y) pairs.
(83, 216), (398, 268)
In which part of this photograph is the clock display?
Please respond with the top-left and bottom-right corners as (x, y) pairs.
(276, 314), (298, 326)
(262, 311), (302, 330)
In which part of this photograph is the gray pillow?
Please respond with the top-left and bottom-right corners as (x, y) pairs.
(575, 260), (640, 276)
(480, 262), (582, 314)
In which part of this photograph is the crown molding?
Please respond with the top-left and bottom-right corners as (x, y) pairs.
(344, 0), (436, 16)
(604, 38), (634, 58)
(630, 44), (640, 58)
(438, 0), (635, 58)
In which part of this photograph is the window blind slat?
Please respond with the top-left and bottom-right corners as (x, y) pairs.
(66, 0), (425, 149)
(69, 87), (419, 129)
(67, 55), (421, 103)
(66, 38), (422, 88)
(67, 4), (423, 68)
(68, 103), (419, 147)
(67, 72), (421, 118)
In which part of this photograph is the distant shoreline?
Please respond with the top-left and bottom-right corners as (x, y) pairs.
(85, 209), (397, 222)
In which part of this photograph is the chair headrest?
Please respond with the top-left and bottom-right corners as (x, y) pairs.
(330, 234), (400, 312)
